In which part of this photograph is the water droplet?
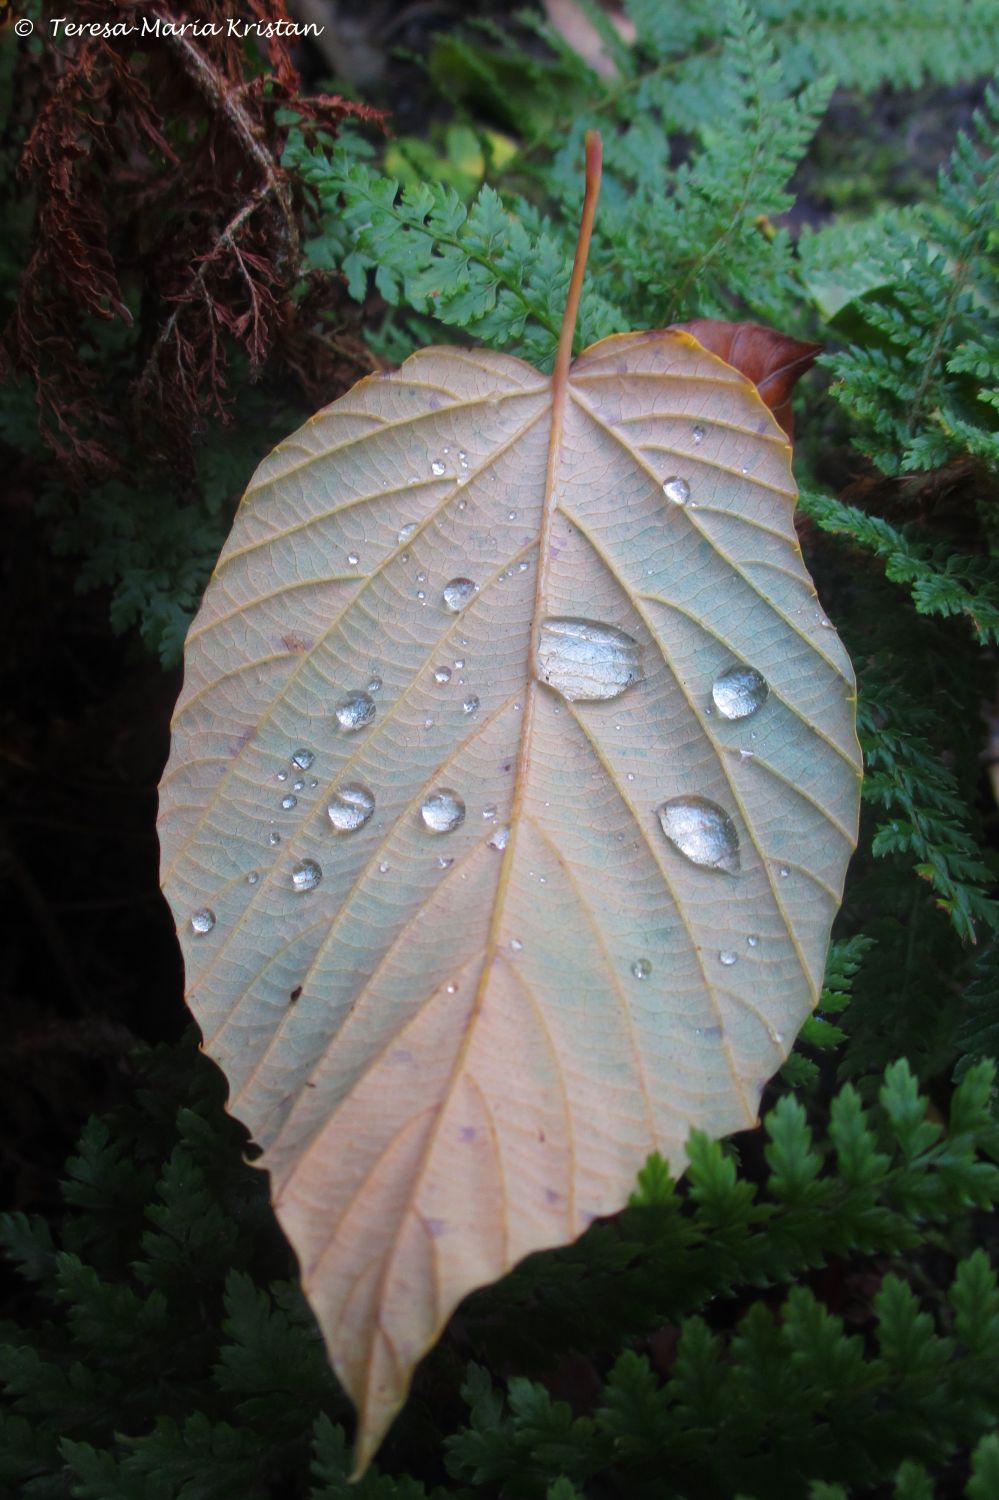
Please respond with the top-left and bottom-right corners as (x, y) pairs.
(276, 770), (288, 782)
(719, 950), (738, 966)
(281, 794), (298, 810)
(778, 865), (790, 879)
(246, 871), (259, 886)
(309, 778), (318, 789)
(291, 859), (322, 893)
(268, 831), (281, 847)
(508, 509), (517, 521)
(446, 982), (457, 994)
(424, 717), (435, 729)
(367, 676), (382, 694)
(335, 690), (376, 732)
(347, 552), (360, 567)
(457, 498), (467, 511)
(416, 590), (426, 601)
(453, 658), (465, 669)
(291, 748), (314, 771)
(189, 908), (216, 935)
(378, 860), (390, 874)
(747, 934), (759, 947)
(739, 749), (754, 762)
(482, 804), (497, 820)
(770, 1028), (785, 1047)
(510, 937), (523, 952)
(421, 788), (465, 834)
(488, 825), (510, 851)
(431, 459), (446, 476)
(458, 450), (469, 469)
(463, 695), (479, 714)
(518, 560), (530, 572)
(293, 779), (305, 792)
(397, 521), (417, 544)
(437, 856), (454, 869)
(712, 664), (769, 720)
(663, 476), (691, 506)
(631, 958), (652, 980)
(657, 796), (740, 875)
(692, 423), (706, 444)
(536, 617), (642, 702)
(327, 783), (375, 833)
(442, 577), (478, 612)
(434, 665), (452, 684)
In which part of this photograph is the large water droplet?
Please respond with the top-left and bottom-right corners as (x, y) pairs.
(280, 794), (298, 811)
(189, 908), (216, 935)
(291, 859), (322, 893)
(434, 665), (452, 684)
(291, 748), (314, 771)
(657, 795), (740, 874)
(535, 617), (642, 702)
(631, 958), (652, 980)
(327, 783), (375, 833)
(712, 664), (769, 721)
(488, 825), (510, 851)
(442, 577), (478, 613)
(663, 476), (691, 506)
(335, 690), (376, 732)
(397, 521), (417, 544)
(421, 789), (465, 834)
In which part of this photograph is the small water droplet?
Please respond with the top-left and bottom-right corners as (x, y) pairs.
(739, 748), (754, 761)
(819, 617), (834, 629)
(518, 560), (530, 572)
(657, 796), (740, 874)
(416, 590), (426, 601)
(442, 577), (478, 612)
(437, 856), (454, 869)
(631, 958), (652, 980)
(434, 665), (452, 684)
(692, 423), (706, 444)
(421, 788), (465, 834)
(268, 831), (281, 847)
(458, 450), (469, 469)
(327, 783), (375, 833)
(276, 770), (288, 782)
(712, 663), (769, 720)
(770, 1027), (785, 1046)
(281, 794), (298, 810)
(482, 804), (497, 820)
(309, 778), (318, 789)
(431, 459), (446, 476)
(536, 617), (642, 702)
(378, 860), (390, 874)
(424, 716), (435, 729)
(462, 695), (480, 714)
(719, 950), (738, 966)
(397, 521), (417, 544)
(291, 859), (322, 893)
(190, 908), (216, 935)
(367, 676), (382, 694)
(778, 865), (790, 879)
(508, 509), (517, 521)
(457, 498), (467, 511)
(510, 937), (523, 952)
(347, 552), (360, 567)
(488, 825), (510, 851)
(446, 982), (457, 994)
(335, 690), (376, 732)
(291, 748), (314, 771)
(246, 871), (259, 886)
(293, 779), (305, 792)
(747, 934), (759, 947)
(453, 658), (465, 669)
(663, 476), (691, 506)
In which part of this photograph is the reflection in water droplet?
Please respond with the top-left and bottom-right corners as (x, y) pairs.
(488, 825), (510, 851)
(431, 459), (446, 476)
(335, 690), (376, 732)
(291, 859), (322, 893)
(482, 804), (497, 820)
(518, 560), (530, 572)
(367, 676), (382, 694)
(276, 770), (288, 782)
(416, 590), (426, 601)
(510, 937), (523, 951)
(442, 577), (478, 612)
(663, 476), (691, 506)
(657, 796), (740, 874)
(712, 664), (769, 720)
(631, 958), (652, 980)
(190, 908), (216, 935)
(778, 865), (790, 878)
(421, 789), (465, 834)
(463, 695), (479, 714)
(291, 748), (314, 771)
(434, 665), (452, 684)
(747, 934), (759, 947)
(508, 509), (517, 521)
(397, 522), (417, 544)
(327, 783), (375, 833)
(536, 617), (642, 702)
(246, 871), (259, 885)
(458, 450), (469, 469)
(770, 1027), (785, 1046)
(719, 950), (738, 966)
(454, 658), (465, 669)
(378, 861), (390, 874)
(281, 794), (298, 810)
(692, 423), (706, 444)
(268, 831), (281, 847)
(293, 779), (305, 792)
(437, 856), (454, 869)
(347, 553), (359, 567)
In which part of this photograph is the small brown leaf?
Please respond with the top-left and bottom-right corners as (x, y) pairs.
(672, 320), (822, 440)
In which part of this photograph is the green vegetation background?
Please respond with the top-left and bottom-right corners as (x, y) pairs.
(1, 2), (998, 1497)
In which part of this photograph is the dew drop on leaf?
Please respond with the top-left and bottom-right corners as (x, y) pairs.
(488, 825), (509, 851)
(442, 578), (478, 612)
(327, 783), (376, 833)
(421, 789), (466, 834)
(631, 958), (652, 980)
(657, 795), (741, 874)
(692, 424), (706, 444)
(291, 748), (314, 771)
(662, 476), (691, 506)
(712, 664), (769, 720)
(535, 617), (642, 702)
(431, 459), (447, 476)
(434, 666), (452, 684)
(397, 521), (417, 544)
(335, 690), (376, 732)
(281, 795), (298, 810)
(747, 934), (759, 947)
(462, 695), (479, 714)
(367, 677), (382, 694)
(718, 950), (738, 966)
(268, 831), (281, 847)
(190, 908), (216, 935)
(291, 859), (323, 893)
(246, 871), (259, 886)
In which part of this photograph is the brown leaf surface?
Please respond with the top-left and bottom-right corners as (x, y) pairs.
(672, 319), (822, 439)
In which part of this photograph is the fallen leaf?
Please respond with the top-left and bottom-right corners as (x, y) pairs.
(673, 319), (822, 440)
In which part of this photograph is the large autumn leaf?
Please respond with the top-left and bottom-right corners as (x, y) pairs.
(157, 137), (861, 1470)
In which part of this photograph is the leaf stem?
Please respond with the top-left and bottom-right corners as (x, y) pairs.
(553, 131), (602, 391)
